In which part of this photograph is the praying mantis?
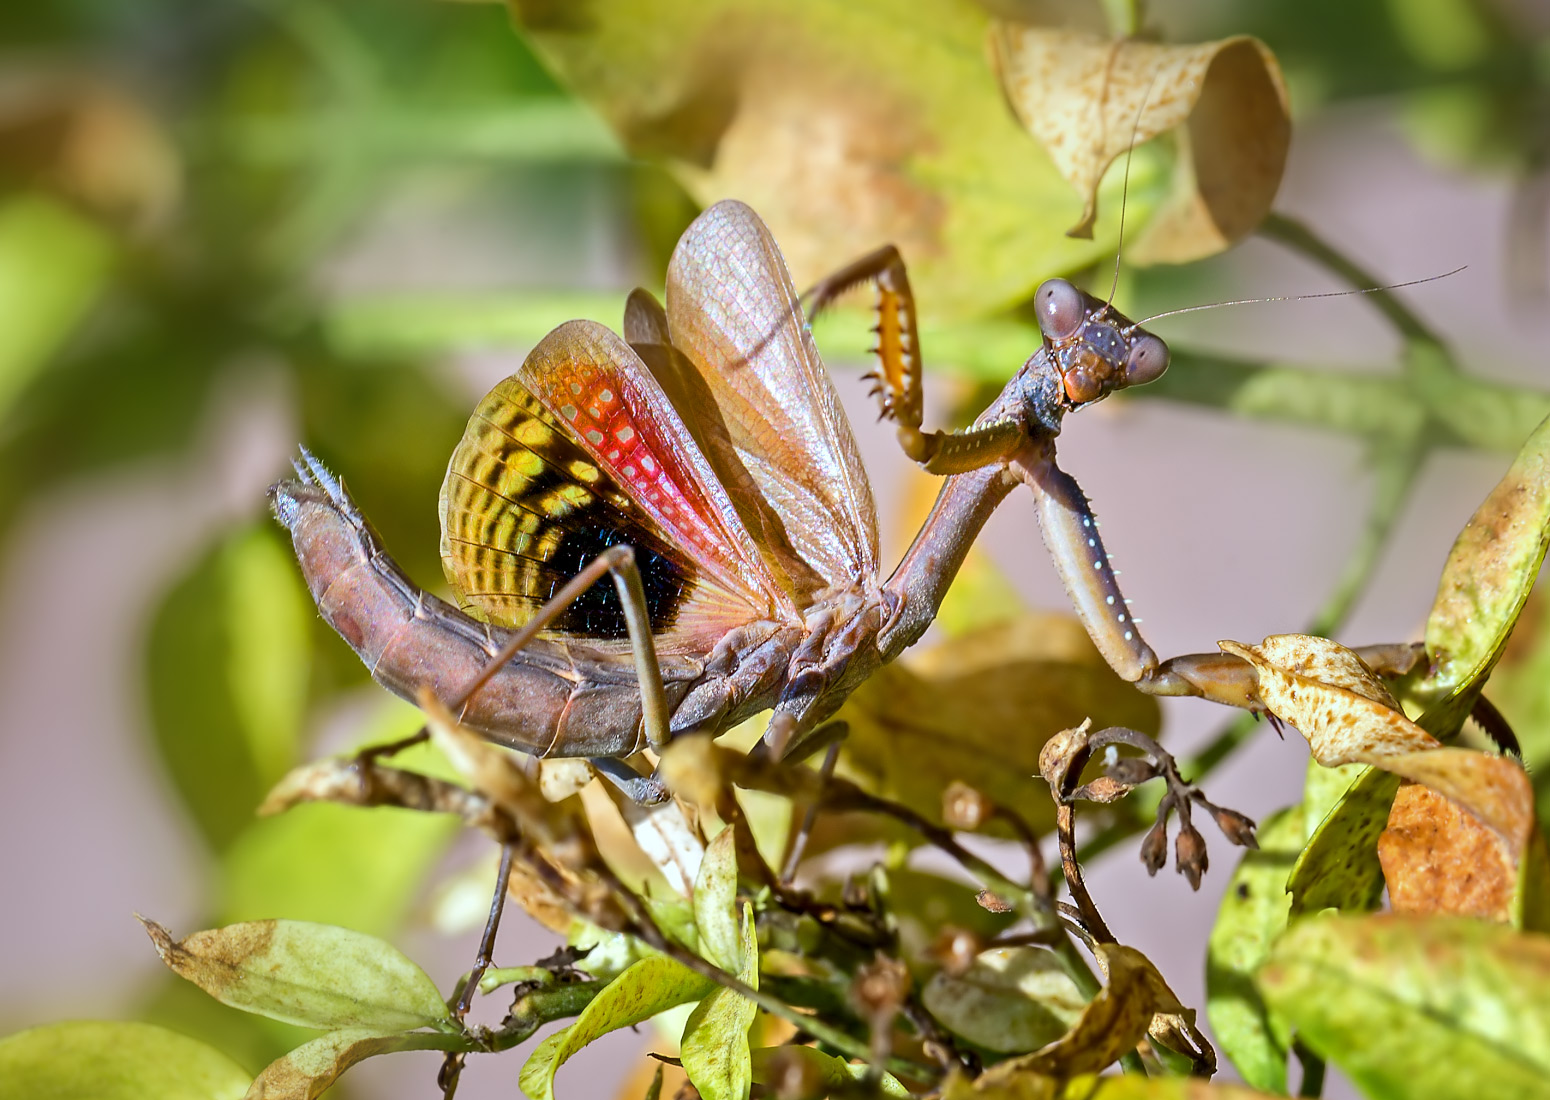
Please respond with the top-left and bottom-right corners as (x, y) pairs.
(273, 199), (1423, 801)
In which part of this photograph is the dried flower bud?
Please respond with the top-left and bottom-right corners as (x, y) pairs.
(851, 954), (911, 1019)
(1107, 755), (1160, 786)
(1209, 804), (1259, 849)
(975, 889), (1013, 914)
(1073, 776), (1132, 803)
(1039, 719), (1093, 790)
(760, 1047), (827, 1100)
(943, 781), (994, 830)
(1175, 823), (1209, 890)
(930, 926), (982, 977)
(1140, 819), (1169, 876)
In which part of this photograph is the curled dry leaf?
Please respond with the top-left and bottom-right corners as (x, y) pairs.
(1217, 636), (1437, 767)
(989, 25), (1289, 258)
(967, 944), (1210, 1086)
(246, 1028), (470, 1100)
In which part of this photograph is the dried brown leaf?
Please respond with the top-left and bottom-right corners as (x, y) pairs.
(989, 26), (1288, 257)
(1217, 636), (1438, 766)
(1221, 636), (1550, 927)
(970, 943), (1208, 1083)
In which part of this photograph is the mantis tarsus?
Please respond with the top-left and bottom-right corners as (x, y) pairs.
(273, 199), (1423, 803)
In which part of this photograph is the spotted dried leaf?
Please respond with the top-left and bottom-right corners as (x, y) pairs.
(1217, 636), (1438, 766)
(989, 25), (1289, 258)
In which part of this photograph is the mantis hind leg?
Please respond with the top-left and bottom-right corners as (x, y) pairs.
(591, 755), (669, 804)
(803, 247), (1026, 475)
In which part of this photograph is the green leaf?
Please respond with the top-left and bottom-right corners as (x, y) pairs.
(220, 702), (459, 935)
(222, 527), (312, 787)
(1206, 805), (1303, 1093)
(1050, 1076), (1288, 1098)
(1286, 768), (1400, 915)
(519, 956), (716, 1100)
(0, 193), (112, 420)
(1421, 408), (1550, 735)
(1300, 760), (1366, 842)
(1260, 914), (1550, 1100)
(694, 825), (741, 971)
(244, 1027), (471, 1100)
(142, 918), (454, 1033)
(511, 0), (1161, 320)
(0, 1020), (249, 1100)
(147, 530), (277, 852)
(750, 1046), (910, 1099)
(681, 902), (758, 1100)
(921, 946), (1086, 1054)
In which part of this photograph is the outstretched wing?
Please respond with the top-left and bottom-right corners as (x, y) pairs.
(663, 200), (879, 596)
(440, 320), (789, 649)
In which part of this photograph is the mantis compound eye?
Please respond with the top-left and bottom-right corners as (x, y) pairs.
(1124, 332), (1169, 386)
(1036, 279), (1086, 342)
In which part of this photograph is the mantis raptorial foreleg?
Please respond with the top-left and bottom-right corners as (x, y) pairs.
(803, 247), (1029, 474)
(1018, 447), (1427, 705)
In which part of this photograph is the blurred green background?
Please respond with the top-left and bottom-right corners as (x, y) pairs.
(5, 1), (1550, 1097)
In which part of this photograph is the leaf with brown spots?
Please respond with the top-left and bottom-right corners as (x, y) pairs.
(989, 26), (1289, 258)
(509, 1), (1172, 319)
(140, 917), (455, 1033)
(1220, 635), (1550, 926)
(1421, 411), (1550, 737)
(1217, 635), (1438, 767)
(1378, 749), (1550, 929)
(1259, 914), (1550, 1100)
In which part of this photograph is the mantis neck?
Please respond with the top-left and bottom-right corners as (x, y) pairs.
(877, 376), (1048, 661)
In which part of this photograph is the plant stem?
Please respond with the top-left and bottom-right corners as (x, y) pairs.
(1295, 1040), (1327, 1098)
(1258, 212), (1441, 347)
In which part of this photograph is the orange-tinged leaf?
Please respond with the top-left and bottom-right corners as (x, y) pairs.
(1222, 635), (1550, 926)
(1377, 749), (1550, 928)
(989, 26), (1289, 258)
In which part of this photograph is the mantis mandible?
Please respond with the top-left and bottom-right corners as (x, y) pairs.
(273, 199), (1423, 801)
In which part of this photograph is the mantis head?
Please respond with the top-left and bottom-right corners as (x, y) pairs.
(1034, 278), (1169, 408)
